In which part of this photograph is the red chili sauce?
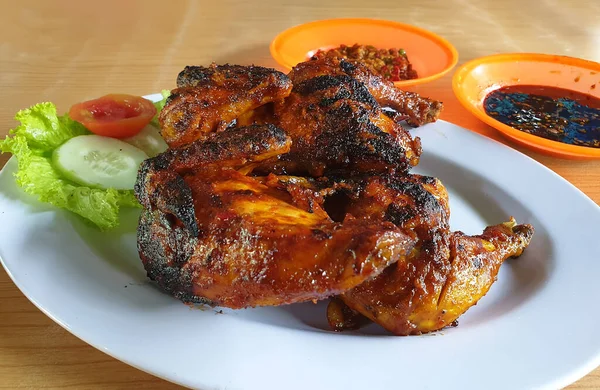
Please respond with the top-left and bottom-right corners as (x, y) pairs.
(312, 44), (418, 82)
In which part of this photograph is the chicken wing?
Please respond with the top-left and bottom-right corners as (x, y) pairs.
(158, 64), (292, 147)
(135, 125), (417, 308)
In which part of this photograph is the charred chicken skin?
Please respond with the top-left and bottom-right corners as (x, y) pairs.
(160, 58), (437, 176)
(257, 57), (423, 176)
(159, 64), (292, 148)
(137, 59), (535, 335)
(289, 56), (443, 127)
(323, 175), (534, 335)
(135, 125), (417, 308)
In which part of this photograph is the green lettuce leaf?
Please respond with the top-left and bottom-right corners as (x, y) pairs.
(150, 90), (171, 127)
(0, 102), (141, 230)
(12, 102), (89, 151)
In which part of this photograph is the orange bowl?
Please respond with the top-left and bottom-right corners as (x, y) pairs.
(453, 53), (600, 159)
(270, 18), (458, 87)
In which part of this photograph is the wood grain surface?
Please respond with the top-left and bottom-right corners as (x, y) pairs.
(1, 0), (599, 388)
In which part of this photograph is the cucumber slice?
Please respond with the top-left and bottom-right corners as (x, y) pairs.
(123, 124), (168, 157)
(52, 135), (148, 190)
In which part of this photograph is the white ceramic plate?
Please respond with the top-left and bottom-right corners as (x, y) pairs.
(1, 100), (600, 389)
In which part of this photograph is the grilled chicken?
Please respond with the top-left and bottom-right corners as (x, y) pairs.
(160, 59), (441, 176)
(135, 125), (417, 308)
(323, 174), (534, 335)
(262, 57), (423, 176)
(289, 56), (443, 126)
(159, 64), (292, 148)
(138, 60), (534, 335)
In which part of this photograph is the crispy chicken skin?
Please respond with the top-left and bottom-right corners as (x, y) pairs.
(289, 57), (443, 126)
(324, 175), (534, 335)
(136, 124), (292, 236)
(160, 59), (437, 176)
(158, 64), (292, 148)
(265, 60), (422, 175)
(135, 125), (417, 309)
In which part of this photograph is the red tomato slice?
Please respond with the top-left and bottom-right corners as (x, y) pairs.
(69, 94), (157, 138)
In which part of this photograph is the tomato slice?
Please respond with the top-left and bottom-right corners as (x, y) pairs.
(69, 94), (157, 138)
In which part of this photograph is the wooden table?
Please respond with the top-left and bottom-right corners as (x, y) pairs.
(1, 0), (598, 388)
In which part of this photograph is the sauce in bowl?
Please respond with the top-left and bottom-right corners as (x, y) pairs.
(311, 44), (418, 82)
(483, 85), (600, 148)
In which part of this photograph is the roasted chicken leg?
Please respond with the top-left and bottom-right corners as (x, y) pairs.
(324, 174), (534, 335)
(333, 219), (533, 335)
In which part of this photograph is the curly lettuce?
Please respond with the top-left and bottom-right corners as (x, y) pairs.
(150, 90), (171, 127)
(0, 102), (140, 230)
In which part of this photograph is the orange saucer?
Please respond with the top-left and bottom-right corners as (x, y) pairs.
(453, 53), (600, 159)
(270, 18), (458, 87)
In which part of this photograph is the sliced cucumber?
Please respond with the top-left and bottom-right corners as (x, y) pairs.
(123, 124), (168, 157)
(52, 135), (148, 190)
